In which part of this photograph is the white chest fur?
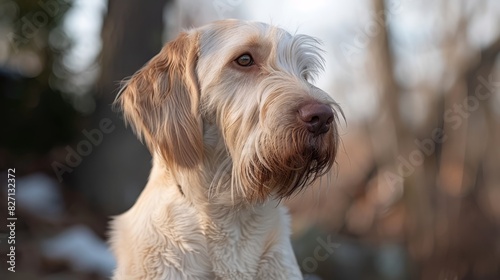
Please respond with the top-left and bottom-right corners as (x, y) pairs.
(110, 164), (303, 279)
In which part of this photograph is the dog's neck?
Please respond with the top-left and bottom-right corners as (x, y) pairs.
(148, 154), (285, 258)
(150, 152), (277, 212)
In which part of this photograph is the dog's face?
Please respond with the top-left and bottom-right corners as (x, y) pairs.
(116, 20), (340, 203)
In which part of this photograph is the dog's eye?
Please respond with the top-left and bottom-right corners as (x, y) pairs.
(235, 54), (254, 67)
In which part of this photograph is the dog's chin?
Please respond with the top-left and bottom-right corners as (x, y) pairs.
(243, 128), (337, 202)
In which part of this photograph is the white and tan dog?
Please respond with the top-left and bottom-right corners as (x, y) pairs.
(111, 19), (340, 280)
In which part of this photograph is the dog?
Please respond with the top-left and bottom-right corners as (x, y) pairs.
(110, 19), (340, 280)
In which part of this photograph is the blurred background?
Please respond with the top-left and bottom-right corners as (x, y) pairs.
(1, 0), (499, 279)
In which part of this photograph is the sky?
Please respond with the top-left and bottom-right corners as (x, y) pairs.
(63, 0), (106, 73)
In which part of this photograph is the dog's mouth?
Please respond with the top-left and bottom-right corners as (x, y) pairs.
(306, 146), (322, 162)
(242, 129), (337, 202)
(306, 133), (327, 149)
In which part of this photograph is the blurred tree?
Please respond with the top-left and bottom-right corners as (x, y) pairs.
(344, 1), (500, 279)
(71, 0), (171, 214)
(0, 0), (78, 171)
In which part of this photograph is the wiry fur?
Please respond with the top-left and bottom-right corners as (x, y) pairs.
(111, 19), (340, 280)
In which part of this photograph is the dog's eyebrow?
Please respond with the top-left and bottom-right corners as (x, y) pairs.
(274, 34), (325, 79)
(229, 43), (263, 58)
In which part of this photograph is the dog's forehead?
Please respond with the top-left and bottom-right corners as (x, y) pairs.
(195, 20), (291, 57)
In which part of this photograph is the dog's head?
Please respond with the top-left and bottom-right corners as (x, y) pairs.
(115, 19), (340, 202)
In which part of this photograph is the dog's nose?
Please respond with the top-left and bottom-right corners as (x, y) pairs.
(298, 103), (334, 135)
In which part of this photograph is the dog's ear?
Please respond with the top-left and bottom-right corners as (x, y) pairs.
(115, 32), (203, 169)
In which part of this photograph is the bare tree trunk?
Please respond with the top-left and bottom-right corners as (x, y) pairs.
(71, 0), (170, 214)
(366, 0), (403, 164)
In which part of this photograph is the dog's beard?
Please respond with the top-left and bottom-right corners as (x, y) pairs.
(237, 123), (338, 202)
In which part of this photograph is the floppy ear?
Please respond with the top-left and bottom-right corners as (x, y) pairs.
(115, 32), (203, 168)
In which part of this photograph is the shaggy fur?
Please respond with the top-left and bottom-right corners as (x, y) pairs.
(110, 19), (340, 280)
